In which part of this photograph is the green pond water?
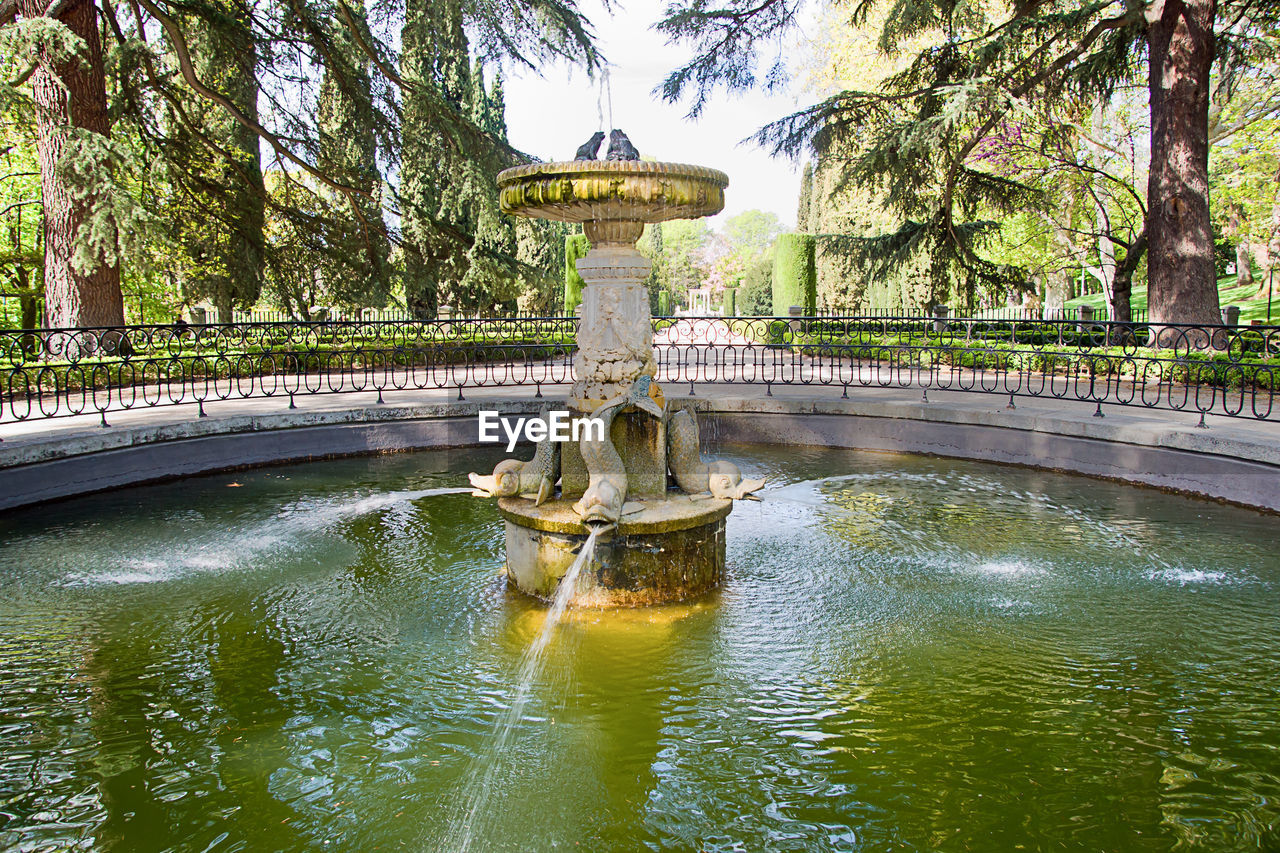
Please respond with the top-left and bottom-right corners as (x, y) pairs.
(1, 446), (1278, 852)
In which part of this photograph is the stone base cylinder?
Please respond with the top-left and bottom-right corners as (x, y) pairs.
(498, 495), (731, 607)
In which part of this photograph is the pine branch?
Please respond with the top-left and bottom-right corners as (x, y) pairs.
(134, 0), (382, 233)
(655, 0), (802, 117)
(938, 4), (1145, 259)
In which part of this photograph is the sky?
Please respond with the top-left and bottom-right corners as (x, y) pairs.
(501, 3), (813, 230)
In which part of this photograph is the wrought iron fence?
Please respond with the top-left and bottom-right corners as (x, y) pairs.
(1, 316), (1276, 425)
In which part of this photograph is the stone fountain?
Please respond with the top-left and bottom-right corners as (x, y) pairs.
(468, 135), (763, 606)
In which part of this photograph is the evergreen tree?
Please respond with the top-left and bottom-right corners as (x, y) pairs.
(399, 0), (470, 318)
(316, 0), (390, 311)
(454, 62), (521, 316)
(796, 161), (813, 233)
(658, 0), (1280, 327)
(6, 0), (603, 328)
(5, 0), (125, 329)
(165, 0), (265, 323)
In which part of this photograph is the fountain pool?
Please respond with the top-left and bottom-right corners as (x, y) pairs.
(1, 445), (1278, 851)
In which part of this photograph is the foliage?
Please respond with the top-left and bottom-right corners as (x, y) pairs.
(1211, 117), (1280, 291)
(772, 233), (815, 315)
(721, 286), (736, 316)
(2, 0), (603, 328)
(161, 0), (266, 323)
(655, 218), (713, 308)
(656, 0), (1280, 326)
(316, 0), (391, 312)
(564, 233), (589, 314)
(1, 105), (43, 329)
(737, 254), (773, 315)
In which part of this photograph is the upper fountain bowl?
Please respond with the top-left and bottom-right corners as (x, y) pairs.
(497, 160), (729, 245)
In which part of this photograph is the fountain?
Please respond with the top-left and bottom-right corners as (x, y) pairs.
(468, 136), (763, 606)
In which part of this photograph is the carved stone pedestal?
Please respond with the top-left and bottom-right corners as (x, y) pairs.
(571, 244), (656, 409)
(499, 496), (730, 606)
(490, 158), (733, 607)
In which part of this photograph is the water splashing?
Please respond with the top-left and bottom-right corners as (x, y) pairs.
(59, 486), (476, 586)
(443, 526), (601, 852)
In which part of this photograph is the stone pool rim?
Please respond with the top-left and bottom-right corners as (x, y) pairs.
(2, 391), (1277, 514)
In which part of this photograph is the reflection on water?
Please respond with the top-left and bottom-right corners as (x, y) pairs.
(1, 446), (1278, 851)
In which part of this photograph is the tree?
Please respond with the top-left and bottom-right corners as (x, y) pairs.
(6, 0), (603, 329)
(657, 0), (1280, 327)
(1146, 0), (1218, 326)
(976, 96), (1150, 320)
(564, 233), (589, 314)
(316, 0), (390, 311)
(771, 233), (815, 315)
(399, 4), (542, 318)
(656, 218), (713, 307)
(638, 222), (667, 313)
(1212, 117), (1280, 297)
(737, 254), (773, 314)
(4, 0), (124, 328)
(796, 161), (813, 232)
(723, 209), (783, 259)
(1, 114), (44, 332)
(165, 0), (265, 324)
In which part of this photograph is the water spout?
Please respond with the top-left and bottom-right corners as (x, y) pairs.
(443, 527), (601, 852)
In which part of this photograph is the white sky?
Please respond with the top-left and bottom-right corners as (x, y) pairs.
(501, 2), (811, 230)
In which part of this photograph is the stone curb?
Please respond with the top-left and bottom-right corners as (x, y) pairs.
(1, 393), (1276, 513)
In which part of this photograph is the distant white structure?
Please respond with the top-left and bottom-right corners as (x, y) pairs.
(684, 287), (720, 316)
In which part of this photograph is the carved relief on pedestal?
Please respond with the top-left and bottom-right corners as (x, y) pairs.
(572, 246), (656, 407)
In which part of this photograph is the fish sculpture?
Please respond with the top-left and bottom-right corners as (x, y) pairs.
(573, 375), (665, 530)
(666, 409), (766, 500)
(468, 410), (561, 506)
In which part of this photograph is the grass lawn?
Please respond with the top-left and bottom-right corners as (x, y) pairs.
(1065, 271), (1279, 324)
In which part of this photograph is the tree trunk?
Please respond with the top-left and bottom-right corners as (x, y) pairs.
(1224, 205), (1254, 287)
(20, 0), (124, 330)
(1146, 0), (1220, 330)
(1236, 243), (1254, 287)
(1044, 223), (1076, 318)
(1253, 176), (1280, 301)
(1111, 229), (1146, 325)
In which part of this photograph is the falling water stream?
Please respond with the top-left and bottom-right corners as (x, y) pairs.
(443, 526), (601, 852)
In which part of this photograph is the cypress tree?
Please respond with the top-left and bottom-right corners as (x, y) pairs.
(453, 62), (520, 316)
(564, 233), (590, 314)
(771, 233), (816, 315)
(399, 0), (470, 318)
(796, 161), (813, 233)
(316, 0), (390, 310)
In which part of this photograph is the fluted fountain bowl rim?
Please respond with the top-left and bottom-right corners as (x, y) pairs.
(497, 160), (729, 225)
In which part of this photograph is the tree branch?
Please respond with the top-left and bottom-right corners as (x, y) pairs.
(940, 5), (1145, 258)
(133, 0), (374, 207)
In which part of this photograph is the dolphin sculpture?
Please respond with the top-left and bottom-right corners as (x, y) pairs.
(573, 375), (666, 531)
(468, 409), (561, 505)
(666, 409), (765, 500)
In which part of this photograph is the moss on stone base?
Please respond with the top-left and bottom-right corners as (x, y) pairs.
(499, 495), (731, 606)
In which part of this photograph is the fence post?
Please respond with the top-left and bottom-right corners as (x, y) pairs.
(932, 305), (949, 334)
